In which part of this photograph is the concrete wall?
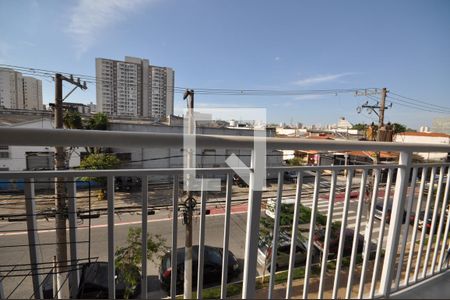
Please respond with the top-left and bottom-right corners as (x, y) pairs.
(0, 119), (81, 171)
(109, 122), (282, 180)
(394, 134), (450, 161)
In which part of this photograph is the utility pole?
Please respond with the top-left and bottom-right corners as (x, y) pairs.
(379, 87), (387, 131)
(183, 89), (195, 298)
(54, 73), (87, 298)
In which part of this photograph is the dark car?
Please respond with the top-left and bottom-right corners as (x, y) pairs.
(159, 245), (240, 292)
(43, 262), (141, 299)
(374, 200), (409, 224)
(418, 211), (446, 233)
(313, 228), (376, 259)
(115, 176), (141, 192)
(284, 171), (298, 183)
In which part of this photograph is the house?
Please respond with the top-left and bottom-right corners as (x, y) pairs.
(394, 131), (450, 161)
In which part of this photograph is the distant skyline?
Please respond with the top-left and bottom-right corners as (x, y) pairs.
(1, 0), (449, 129)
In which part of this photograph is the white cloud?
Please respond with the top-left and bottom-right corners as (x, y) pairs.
(294, 72), (356, 86)
(66, 0), (154, 55)
(292, 94), (326, 101)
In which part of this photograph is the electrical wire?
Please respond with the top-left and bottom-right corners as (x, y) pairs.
(0, 63), (379, 97)
(365, 94), (450, 115)
(390, 91), (450, 111)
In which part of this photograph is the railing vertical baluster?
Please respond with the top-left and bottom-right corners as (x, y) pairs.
(170, 175), (179, 299)
(302, 171), (321, 299)
(405, 167), (427, 286)
(107, 176), (115, 299)
(285, 171), (302, 299)
(197, 178), (207, 299)
(24, 178), (43, 299)
(433, 167), (450, 274)
(379, 151), (412, 297)
(358, 168), (380, 299)
(221, 174), (232, 299)
(0, 275), (4, 299)
(242, 152), (263, 299)
(269, 172), (284, 298)
(67, 178), (78, 299)
(318, 170), (337, 299)
(414, 167), (436, 282)
(332, 169), (353, 298)
(423, 166), (445, 278)
(141, 175), (149, 299)
(395, 167), (418, 289)
(438, 168), (450, 271)
(345, 169), (367, 299)
(370, 168), (393, 297)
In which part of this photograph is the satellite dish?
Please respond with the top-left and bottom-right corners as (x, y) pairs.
(356, 106), (362, 113)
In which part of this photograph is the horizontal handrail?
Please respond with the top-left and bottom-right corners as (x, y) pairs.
(1, 127), (450, 152)
(0, 163), (417, 179)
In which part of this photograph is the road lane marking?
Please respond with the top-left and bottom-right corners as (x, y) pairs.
(0, 210), (249, 237)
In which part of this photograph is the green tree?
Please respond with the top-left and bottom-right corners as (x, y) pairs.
(86, 112), (108, 130)
(79, 153), (120, 185)
(392, 123), (408, 134)
(63, 110), (83, 129)
(352, 123), (368, 131)
(286, 157), (304, 166)
(115, 227), (168, 299)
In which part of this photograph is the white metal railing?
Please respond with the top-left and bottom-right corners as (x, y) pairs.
(0, 128), (450, 299)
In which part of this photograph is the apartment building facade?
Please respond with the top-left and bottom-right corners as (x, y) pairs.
(96, 56), (174, 119)
(0, 68), (43, 110)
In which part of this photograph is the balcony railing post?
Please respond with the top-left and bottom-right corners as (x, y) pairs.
(24, 178), (43, 299)
(379, 151), (412, 297)
(0, 275), (4, 299)
(66, 178), (79, 299)
(141, 175), (149, 299)
(242, 150), (263, 299)
(107, 176), (116, 299)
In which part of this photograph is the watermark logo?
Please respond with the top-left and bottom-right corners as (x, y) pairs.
(183, 107), (267, 192)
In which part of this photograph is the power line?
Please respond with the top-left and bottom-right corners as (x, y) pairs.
(390, 91), (450, 111)
(1, 63), (379, 97)
(366, 94), (450, 114)
(387, 96), (450, 114)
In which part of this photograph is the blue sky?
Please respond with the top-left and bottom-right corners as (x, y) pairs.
(0, 0), (449, 128)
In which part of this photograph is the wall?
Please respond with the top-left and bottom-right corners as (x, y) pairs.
(109, 122), (282, 180)
(394, 134), (450, 161)
(0, 118), (81, 171)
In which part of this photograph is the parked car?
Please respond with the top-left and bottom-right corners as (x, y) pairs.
(374, 200), (409, 224)
(159, 245), (240, 292)
(115, 176), (141, 192)
(313, 228), (376, 259)
(42, 262), (141, 299)
(284, 171), (298, 183)
(417, 211), (446, 233)
(257, 233), (315, 270)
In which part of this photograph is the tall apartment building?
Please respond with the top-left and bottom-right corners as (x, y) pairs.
(96, 56), (174, 119)
(0, 68), (43, 110)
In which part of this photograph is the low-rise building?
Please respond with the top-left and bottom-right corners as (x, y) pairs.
(108, 118), (283, 181)
(0, 116), (81, 171)
(394, 131), (450, 161)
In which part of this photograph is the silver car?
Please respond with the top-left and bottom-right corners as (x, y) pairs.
(257, 233), (312, 270)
